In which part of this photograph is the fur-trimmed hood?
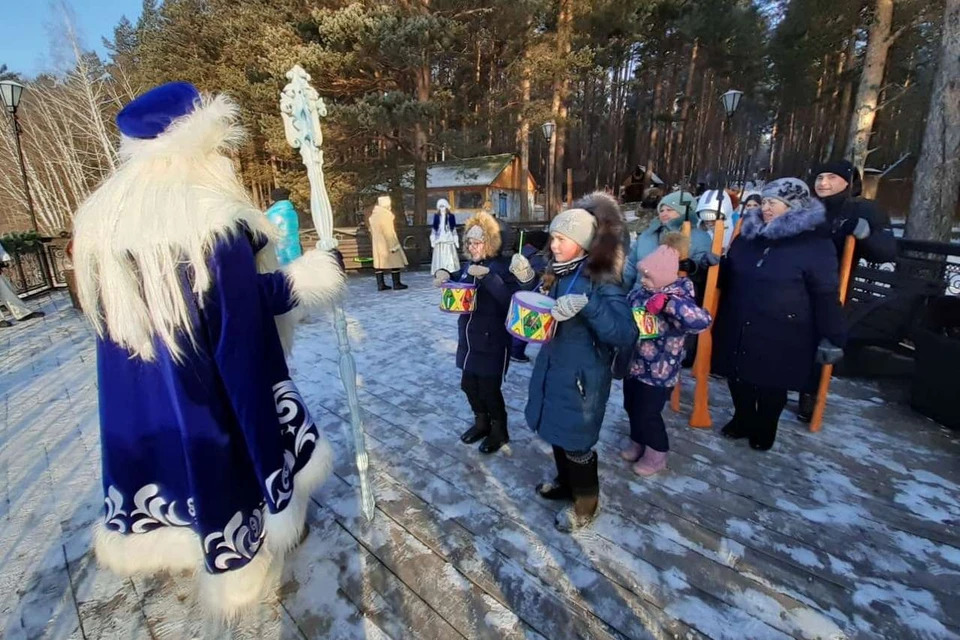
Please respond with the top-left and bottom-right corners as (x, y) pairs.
(462, 212), (501, 259)
(573, 191), (626, 284)
(73, 92), (280, 362)
(739, 198), (826, 241)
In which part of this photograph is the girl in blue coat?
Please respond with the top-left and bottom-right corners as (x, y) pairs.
(435, 212), (531, 454)
(712, 178), (847, 450)
(526, 193), (639, 532)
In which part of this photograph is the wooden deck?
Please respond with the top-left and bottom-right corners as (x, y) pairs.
(1, 276), (959, 639)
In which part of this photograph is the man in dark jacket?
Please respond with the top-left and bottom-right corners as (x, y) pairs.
(795, 160), (897, 421)
(812, 159), (897, 265)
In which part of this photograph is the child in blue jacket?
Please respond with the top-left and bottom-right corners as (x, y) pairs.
(525, 193), (639, 532)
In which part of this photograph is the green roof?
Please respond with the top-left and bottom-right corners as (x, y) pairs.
(374, 154), (516, 192)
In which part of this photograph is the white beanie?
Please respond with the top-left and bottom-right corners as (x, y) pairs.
(549, 208), (597, 250)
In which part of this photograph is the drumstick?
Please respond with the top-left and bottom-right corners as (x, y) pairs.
(810, 235), (856, 433)
(671, 219), (693, 413)
(689, 218), (725, 428)
(518, 229), (525, 254)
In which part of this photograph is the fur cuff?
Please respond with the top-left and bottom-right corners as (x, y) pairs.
(264, 436), (333, 555)
(198, 546), (280, 621)
(283, 250), (345, 312)
(94, 522), (203, 576)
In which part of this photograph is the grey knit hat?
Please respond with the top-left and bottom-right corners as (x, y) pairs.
(549, 208), (597, 250)
(761, 178), (813, 211)
(464, 224), (485, 243)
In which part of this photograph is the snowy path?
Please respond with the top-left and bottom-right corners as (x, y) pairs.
(1, 276), (959, 639)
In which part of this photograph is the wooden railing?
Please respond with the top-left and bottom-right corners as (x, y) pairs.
(3, 238), (70, 296)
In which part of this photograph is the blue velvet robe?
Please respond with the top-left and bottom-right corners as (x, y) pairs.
(98, 228), (322, 575)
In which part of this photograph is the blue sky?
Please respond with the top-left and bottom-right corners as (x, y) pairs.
(1, 0), (143, 78)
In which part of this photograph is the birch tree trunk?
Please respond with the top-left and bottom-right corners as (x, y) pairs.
(904, 0), (960, 242)
(845, 0), (897, 171)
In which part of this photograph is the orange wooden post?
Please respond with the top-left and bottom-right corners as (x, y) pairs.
(689, 218), (725, 428)
(670, 220), (693, 412)
(810, 235), (856, 432)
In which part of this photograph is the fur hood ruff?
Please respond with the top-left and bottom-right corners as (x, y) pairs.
(462, 212), (502, 259)
(739, 198), (826, 241)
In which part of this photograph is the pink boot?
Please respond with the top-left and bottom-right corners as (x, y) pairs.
(620, 441), (644, 462)
(632, 449), (668, 476)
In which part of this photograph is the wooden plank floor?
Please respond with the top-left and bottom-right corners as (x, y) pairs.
(1, 277), (959, 639)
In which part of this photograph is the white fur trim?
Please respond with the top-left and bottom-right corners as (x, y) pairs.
(94, 521), (203, 575)
(95, 521), (281, 619)
(264, 435), (333, 555)
(198, 545), (279, 621)
(283, 251), (345, 313)
(73, 92), (278, 363)
(118, 94), (246, 162)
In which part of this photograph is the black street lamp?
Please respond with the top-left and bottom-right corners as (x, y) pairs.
(541, 120), (556, 220)
(0, 81), (38, 233)
(716, 89), (744, 191)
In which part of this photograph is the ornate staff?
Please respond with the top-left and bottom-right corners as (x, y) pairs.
(810, 235), (856, 432)
(281, 65), (375, 520)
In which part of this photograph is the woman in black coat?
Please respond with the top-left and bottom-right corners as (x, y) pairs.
(712, 178), (847, 450)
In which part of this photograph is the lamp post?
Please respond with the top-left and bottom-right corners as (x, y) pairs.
(717, 89), (743, 189)
(0, 81), (38, 233)
(541, 120), (556, 220)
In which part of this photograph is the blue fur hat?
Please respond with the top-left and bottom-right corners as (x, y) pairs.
(116, 82), (200, 140)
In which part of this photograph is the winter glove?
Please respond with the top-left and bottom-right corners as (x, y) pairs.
(815, 339), (844, 365)
(852, 218), (871, 240)
(467, 264), (490, 279)
(509, 254), (535, 283)
(551, 294), (589, 322)
(701, 252), (721, 267)
(678, 258), (697, 275)
(840, 218), (871, 240)
(645, 293), (669, 315)
(433, 270), (451, 287)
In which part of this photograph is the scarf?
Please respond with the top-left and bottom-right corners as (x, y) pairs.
(552, 255), (586, 277)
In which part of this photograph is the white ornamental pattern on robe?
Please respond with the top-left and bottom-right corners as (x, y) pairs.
(103, 483), (192, 533)
(265, 380), (319, 512)
(202, 505), (266, 571)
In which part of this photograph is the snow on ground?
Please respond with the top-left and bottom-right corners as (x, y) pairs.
(2, 277), (960, 639)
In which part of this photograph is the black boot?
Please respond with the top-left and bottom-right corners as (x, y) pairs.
(375, 271), (391, 291)
(479, 418), (509, 454)
(750, 389), (787, 451)
(391, 270), (408, 290)
(721, 416), (749, 440)
(797, 392), (815, 423)
(460, 414), (490, 444)
(537, 446), (572, 501)
(555, 451), (600, 532)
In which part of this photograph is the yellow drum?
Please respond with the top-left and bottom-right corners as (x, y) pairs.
(632, 307), (661, 340)
(506, 291), (557, 344)
(439, 282), (477, 314)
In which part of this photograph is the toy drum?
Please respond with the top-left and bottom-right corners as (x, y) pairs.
(439, 281), (477, 314)
(507, 291), (557, 344)
(632, 307), (661, 340)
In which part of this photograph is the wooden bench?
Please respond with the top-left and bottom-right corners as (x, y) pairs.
(845, 239), (956, 354)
